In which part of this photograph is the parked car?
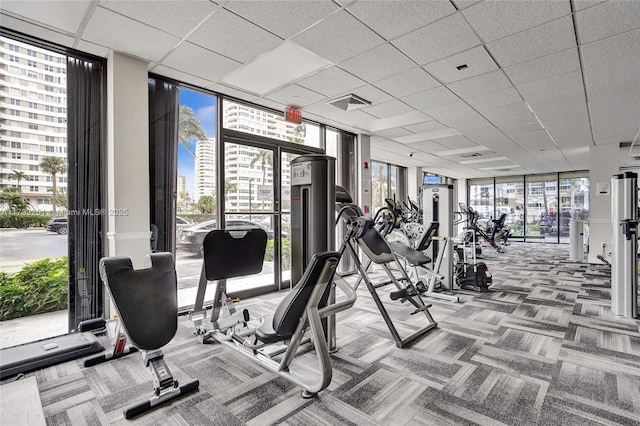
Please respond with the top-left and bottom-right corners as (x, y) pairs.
(539, 212), (572, 235)
(178, 219), (274, 255)
(46, 217), (68, 235)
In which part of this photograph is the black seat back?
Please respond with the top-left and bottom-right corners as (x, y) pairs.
(99, 253), (177, 350)
(202, 229), (267, 280)
(272, 251), (340, 338)
(415, 222), (439, 252)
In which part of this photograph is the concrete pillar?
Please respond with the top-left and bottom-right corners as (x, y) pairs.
(587, 143), (620, 263)
(105, 51), (151, 268)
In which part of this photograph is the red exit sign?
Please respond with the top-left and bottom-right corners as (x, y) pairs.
(285, 107), (301, 124)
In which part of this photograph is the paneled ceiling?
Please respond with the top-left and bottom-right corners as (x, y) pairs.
(2, 0), (639, 179)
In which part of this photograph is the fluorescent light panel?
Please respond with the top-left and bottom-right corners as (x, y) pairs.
(396, 128), (461, 144)
(221, 41), (332, 95)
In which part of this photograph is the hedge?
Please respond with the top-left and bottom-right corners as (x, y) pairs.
(0, 257), (68, 320)
(0, 213), (53, 229)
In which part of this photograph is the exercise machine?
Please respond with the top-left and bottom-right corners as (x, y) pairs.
(336, 195), (438, 348)
(191, 229), (356, 398)
(387, 222), (459, 303)
(98, 253), (199, 419)
(79, 316), (138, 367)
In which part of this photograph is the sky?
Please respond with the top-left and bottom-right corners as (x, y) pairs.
(177, 88), (217, 198)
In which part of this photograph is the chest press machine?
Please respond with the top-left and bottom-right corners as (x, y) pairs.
(189, 229), (356, 398)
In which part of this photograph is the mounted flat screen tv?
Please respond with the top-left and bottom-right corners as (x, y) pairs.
(423, 175), (442, 185)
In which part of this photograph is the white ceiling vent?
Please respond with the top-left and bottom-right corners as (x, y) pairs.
(328, 94), (371, 111)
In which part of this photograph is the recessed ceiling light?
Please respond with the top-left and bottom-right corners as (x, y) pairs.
(456, 64), (468, 71)
(221, 41), (331, 95)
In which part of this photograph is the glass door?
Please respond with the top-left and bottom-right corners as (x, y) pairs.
(223, 141), (278, 296)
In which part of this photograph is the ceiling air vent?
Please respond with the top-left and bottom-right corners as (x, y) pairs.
(460, 152), (482, 158)
(328, 94), (371, 111)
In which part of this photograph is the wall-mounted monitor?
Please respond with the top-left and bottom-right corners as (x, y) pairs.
(423, 175), (442, 185)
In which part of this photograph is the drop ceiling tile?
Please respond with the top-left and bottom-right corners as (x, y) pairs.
(393, 13), (481, 66)
(466, 87), (522, 110)
(264, 84), (326, 107)
(402, 120), (449, 135)
(1, 0), (91, 33)
(153, 65), (216, 89)
(517, 71), (584, 101)
(581, 28), (640, 69)
(576, 0), (640, 44)
(347, 0), (456, 40)
(225, 0), (339, 39)
(361, 99), (415, 119)
(526, 90), (586, 112)
(293, 11), (385, 63)
(99, 0), (218, 37)
(481, 102), (532, 120)
(452, 0), (482, 10)
(504, 48), (580, 86)
(463, 0), (570, 43)
(297, 67), (366, 97)
(503, 122), (544, 134)
(424, 46), (498, 84)
(403, 140), (448, 152)
(361, 110), (432, 132)
(326, 109), (380, 127)
(84, 7), (180, 62)
(75, 40), (110, 58)
(401, 86), (459, 111)
(423, 100), (483, 124)
(162, 42), (242, 81)
(350, 85), (394, 105)
(374, 68), (441, 98)
(207, 83), (259, 102)
(0, 13), (76, 47)
(487, 16), (576, 67)
(491, 112), (538, 128)
(574, 1), (607, 12)
(584, 56), (640, 101)
(399, 128), (461, 143)
(373, 127), (416, 138)
(339, 44), (416, 83)
(448, 70), (512, 98)
(188, 9), (282, 64)
(434, 135), (479, 149)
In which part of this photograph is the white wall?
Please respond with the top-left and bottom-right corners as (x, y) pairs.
(358, 134), (372, 216)
(105, 51), (151, 268)
(588, 143), (621, 262)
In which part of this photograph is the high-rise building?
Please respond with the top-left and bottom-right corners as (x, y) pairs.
(177, 175), (186, 200)
(194, 138), (216, 202)
(221, 102), (302, 211)
(0, 36), (67, 212)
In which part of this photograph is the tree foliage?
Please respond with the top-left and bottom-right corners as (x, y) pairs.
(0, 257), (68, 320)
(179, 105), (207, 157)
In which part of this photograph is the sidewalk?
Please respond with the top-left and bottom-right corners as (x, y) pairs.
(0, 310), (68, 349)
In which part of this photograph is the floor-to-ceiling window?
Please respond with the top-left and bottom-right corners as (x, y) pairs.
(495, 177), (525, 237)
(468, 173), (589, 244)
(0, 33), (105, 346)
(371, 160), (407, 216)
(468, 179), (495, 220)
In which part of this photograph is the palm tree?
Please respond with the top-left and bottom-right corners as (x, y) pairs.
(11, 170), (28, 199)
(250, 150), (273, 184)
(40, 156), (66, 215)
(179, 106), (207, 157)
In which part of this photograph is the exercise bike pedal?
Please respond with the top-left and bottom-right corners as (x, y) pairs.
(415, 281), (427, 294)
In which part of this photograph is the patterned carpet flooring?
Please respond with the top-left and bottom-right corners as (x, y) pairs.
(2, 243), (640, 425)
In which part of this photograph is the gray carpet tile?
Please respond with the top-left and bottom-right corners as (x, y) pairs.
(2, 242), (640, 425)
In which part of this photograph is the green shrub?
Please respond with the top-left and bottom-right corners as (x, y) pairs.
(0, 257), (68, 321)
(265, 238), (291, 269)
(0, 213), (53, 228)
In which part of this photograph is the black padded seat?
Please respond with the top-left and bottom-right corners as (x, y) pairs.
(255, 251), (339, 344)
(99, 253), (177, 351)
(388, 241), (431, 266)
